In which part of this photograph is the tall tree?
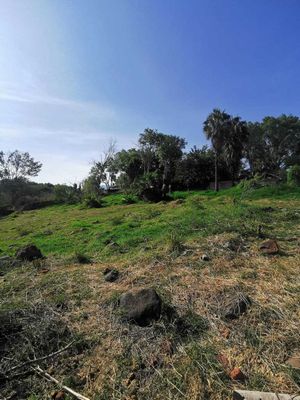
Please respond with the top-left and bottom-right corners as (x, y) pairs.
(0, 150), (42, 181)
(138, 129), (186, 189)
(245, 115), (300, 175)
(223, 116), (248, 184)
(203, 109), (231, 191)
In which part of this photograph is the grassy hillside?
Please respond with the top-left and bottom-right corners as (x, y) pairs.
(1, 186), (300, 399)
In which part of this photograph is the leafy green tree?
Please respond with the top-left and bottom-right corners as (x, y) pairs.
(246, 115), (300, 175)
(175, 146), (214, 189)
(245, 122), (266, 174)
(223, 116), (248, 184)
(138, 129), (186, 189)
(203, 109), (231, 191)
(0, 150), (42, 180)
(287, 165), (300, 186)
(111, 148), (143, 183)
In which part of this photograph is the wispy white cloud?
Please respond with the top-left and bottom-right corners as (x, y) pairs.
(0, 84), (136, 183)
(0, 83), (116, 119)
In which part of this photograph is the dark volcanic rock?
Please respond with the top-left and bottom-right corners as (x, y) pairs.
(224, 293), (251, 320)
(15, 244), (44, 261)
(104, 268), (119, 282)
(119, 288), (162, 326)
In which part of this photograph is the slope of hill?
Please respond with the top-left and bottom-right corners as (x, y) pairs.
(1, 187), (300, 399)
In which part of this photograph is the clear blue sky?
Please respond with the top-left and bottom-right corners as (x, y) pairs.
(1, 0), (299, 183)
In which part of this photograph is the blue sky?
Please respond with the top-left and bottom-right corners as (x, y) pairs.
(1, 0), (299, 183)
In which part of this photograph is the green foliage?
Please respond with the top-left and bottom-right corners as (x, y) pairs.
(121, 194), (138, 204)
(54, 184), (81, 204)
(246, 114), (300, 174)
(1, 187), (300, 263)
(238, 174), (265, 194)
(203, 109), (248, 190)
(0, 150), (42, 180)
(287, 165), (300, 186)
(167, 229), (185, 256)
(82, 176), (103, 207)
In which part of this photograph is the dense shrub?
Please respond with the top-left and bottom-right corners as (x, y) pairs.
(83, 194), (103, 208)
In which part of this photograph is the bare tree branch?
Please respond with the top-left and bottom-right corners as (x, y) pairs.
(33, 366), (90, 400)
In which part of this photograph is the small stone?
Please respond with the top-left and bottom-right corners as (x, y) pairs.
(286, 353), (300, 369)
(51, 391), (65, 400)
(229, 367), (246, 382)
(39, 268), (49, 274)
(259, 239), (279, 255)
(217, 353), (230, 370)
(201, 254), (210, 261)
(104, 268), (119, 282)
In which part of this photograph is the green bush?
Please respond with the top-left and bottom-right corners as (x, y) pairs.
(287, 165), (300, 186)
(238, 174), (265, 192)
(83, 195), (103, 208)
(121, 194), (137, 204)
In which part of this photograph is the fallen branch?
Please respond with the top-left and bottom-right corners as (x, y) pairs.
(233, 390), (300, 400)
(33, 366), (90, 400)
(6, 341), (75, 374)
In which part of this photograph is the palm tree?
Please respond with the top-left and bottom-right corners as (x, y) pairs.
(203, 109), (231, 191)
(223, 116), (249, 184)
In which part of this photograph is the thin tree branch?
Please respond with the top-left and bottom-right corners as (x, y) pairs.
(5, 341), (75, 374)
(33, 366), (90, 400)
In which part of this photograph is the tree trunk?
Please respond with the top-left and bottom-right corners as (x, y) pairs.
(214, 153), (219, 192)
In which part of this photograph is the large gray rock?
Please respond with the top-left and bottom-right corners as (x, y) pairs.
(119, 288), (162, 326)
(15, 245), (44, 261)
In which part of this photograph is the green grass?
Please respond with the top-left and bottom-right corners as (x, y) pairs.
(1, 185), (299, 263)
(1, 185), (300, 399)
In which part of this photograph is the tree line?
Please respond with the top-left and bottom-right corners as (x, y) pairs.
(86, 110), (300, 201)
(1, 110), (300, 211)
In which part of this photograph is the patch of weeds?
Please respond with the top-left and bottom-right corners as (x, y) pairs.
(174, 309), (209, 337)
(188, 196), (205, 210)
(63, 374), (86, 390)
(110, 216), (124, 226)
(184, 341), (229, 395)
(73, 332), (100, 353)
(18, 229), (32, 237)
(167, 230), (185, 256)
(127, 221), (141, 228)
(0, 302), (73, 397)
(73, 251), (91, 264)
(121, 194), (138, 204)
(240, 270), (258, 280)
(106, 290), (121, 308)
(145, 209), (161, 219)
(284, 284), (300, 294)
(50, 292), (69, 310)
(288, 367), (300, 386)
(247, 372), (270, 391)
(244, 326), (262, 348)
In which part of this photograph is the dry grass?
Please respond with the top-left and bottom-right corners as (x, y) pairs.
(1, 193), (300, 399)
